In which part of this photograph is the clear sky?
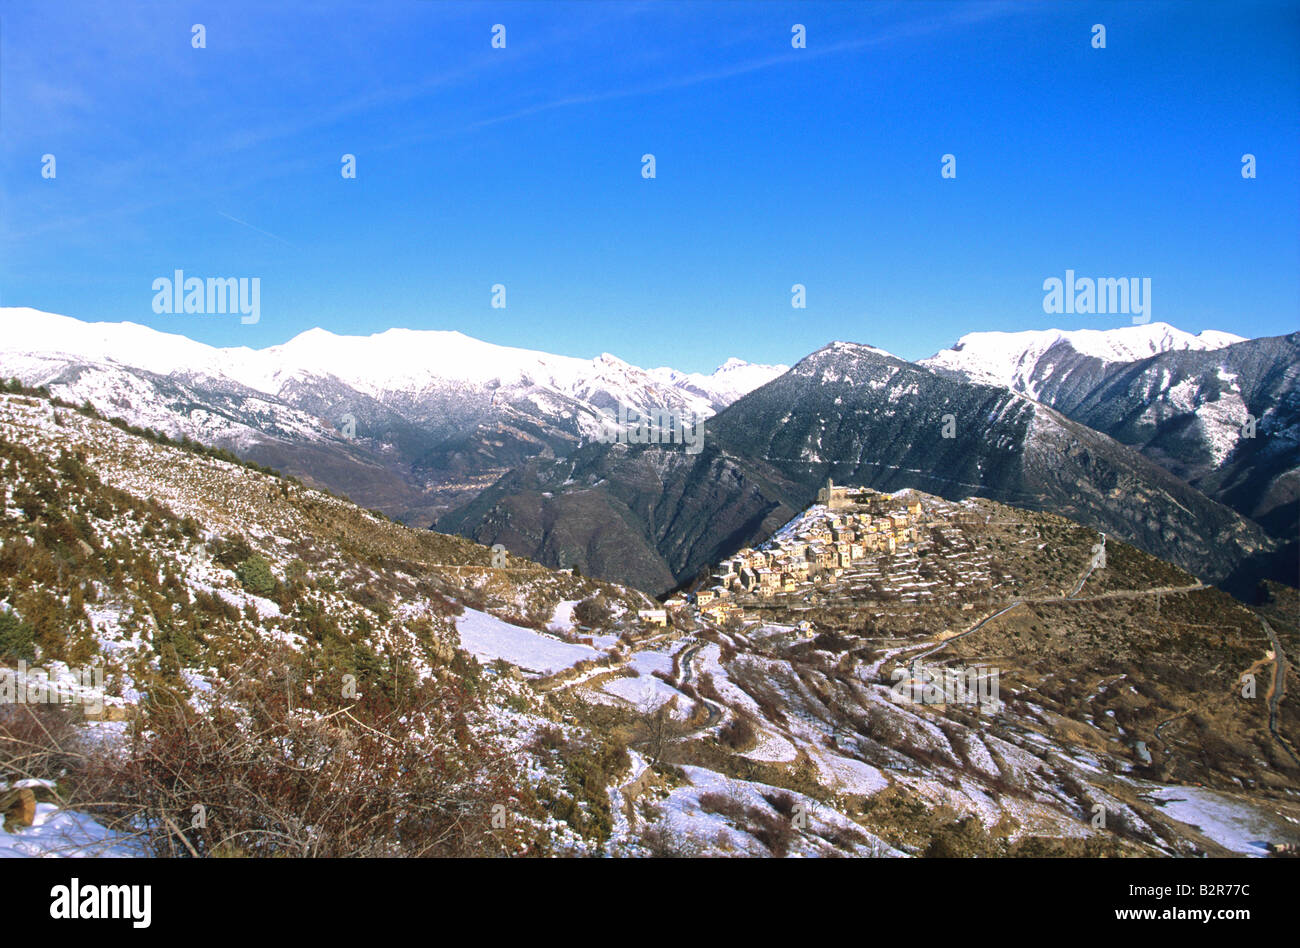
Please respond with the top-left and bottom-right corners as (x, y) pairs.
(1, 0), (1297, 373)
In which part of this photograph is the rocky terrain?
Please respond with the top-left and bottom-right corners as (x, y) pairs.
(2, 382), (1295, 858)
(923, 325), (1300, 541)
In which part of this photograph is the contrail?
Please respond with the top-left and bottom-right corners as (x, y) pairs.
(217, 210), (295, 247)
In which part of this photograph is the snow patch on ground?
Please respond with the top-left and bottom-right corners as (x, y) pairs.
(455, 608), (600, 675)
(547, 600), (579, 632)
(603, 674), (687, 712)
(0, 804), (148, 858)
(1144, 785), (1291, 856)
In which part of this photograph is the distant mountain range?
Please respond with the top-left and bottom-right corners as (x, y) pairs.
(0, 308), (786, 524)
(1, 308), (1294, 599)
(919, 323), (1246, 390)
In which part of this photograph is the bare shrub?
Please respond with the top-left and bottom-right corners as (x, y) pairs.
(762, 790), (797, 819)
(699, 786), (797, 856)
(77, 650), (535, 857)
(573, 594), (615, 627)
(0, 702), (81, 796)
(718, 715), (758, 751)
(639, 818), (704, 857)
(698, 790), (749, 823)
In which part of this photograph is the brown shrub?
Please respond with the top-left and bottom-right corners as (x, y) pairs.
(718, 715), (758, 751)
(573, 595), (615, 627)
(76, 650), (535, 857)
(0, 702), (82, 791)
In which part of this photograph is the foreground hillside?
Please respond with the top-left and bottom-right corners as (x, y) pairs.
(0, 385), (891, 857)
(0, 384), (654, 855)
(2, 384), (1295, 857)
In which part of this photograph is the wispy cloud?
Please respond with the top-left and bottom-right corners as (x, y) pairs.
(469, 2), (1018, 130)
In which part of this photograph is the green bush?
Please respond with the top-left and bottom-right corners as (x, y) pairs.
(0, 609), (36, 661)
(236, 556), (277, 597)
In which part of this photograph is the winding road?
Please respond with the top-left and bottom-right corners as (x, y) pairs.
(1258, 617), (1300, 767)
(677, 640), (725, 728)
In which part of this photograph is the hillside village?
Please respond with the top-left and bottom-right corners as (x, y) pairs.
(665, 480), (967, 628)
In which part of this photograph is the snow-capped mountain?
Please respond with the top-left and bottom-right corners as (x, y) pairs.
(920, 322), (1245, 396)
(0, 307), (786, 524)
(920, 322), (1298, 541)
(0, 308), (782, 425)
(648, 357), (790, 411)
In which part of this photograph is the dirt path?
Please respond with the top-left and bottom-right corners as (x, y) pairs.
(1068, 532), (1106, 597)
(901, 528), (1202, 667)
(1154, 710), (1193, 751)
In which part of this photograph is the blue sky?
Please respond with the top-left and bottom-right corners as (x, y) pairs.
(1, 0), (1296, 373)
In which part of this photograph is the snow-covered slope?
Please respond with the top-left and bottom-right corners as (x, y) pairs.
(0, 307), (788, 523)
(920, 323), (1245, 395)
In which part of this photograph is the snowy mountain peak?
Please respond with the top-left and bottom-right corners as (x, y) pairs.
(810, 340), (904, 364)
(0, 304), (795, 465)
(920, 322), (1247, 393)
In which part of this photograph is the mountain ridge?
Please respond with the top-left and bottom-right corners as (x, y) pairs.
(921, 322), (1247, 393)
(922, 324), (1299, 542)
(0, 307), (787, 525)
(4, 308), (1289, 599)
(444, 340), (1281, 597)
